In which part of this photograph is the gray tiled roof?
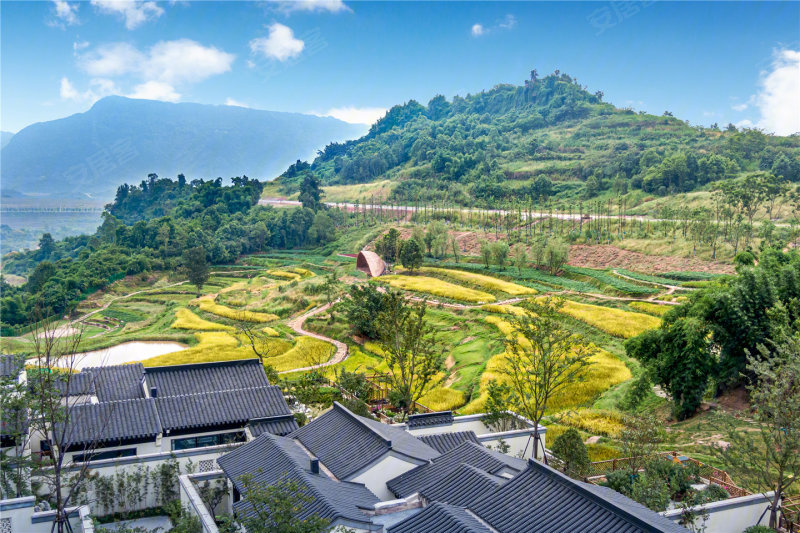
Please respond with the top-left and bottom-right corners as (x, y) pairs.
(406, 411), (453, 429)
(84, 364), (145, 401)
(471, 459), (689, 533)
(0, 354), (24, 379)
(58, 398), (161, 447)
(248, 414), (299, 437)
(387, 502), (493, 533)
(419, 463), (505, 507)
(145, 359), (270, 397)
(418, 430), (480, 453)
(156, 385), (290, 432)
(217, 433), (379, 528)
(290, 402), (439, 479)
(387, 440), (526, 498)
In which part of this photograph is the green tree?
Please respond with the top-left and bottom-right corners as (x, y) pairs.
(342, 284), (389, 339)
(500, 297), (596, 461)
(491, 241), (509, 269)
(38, 232), (56, 259)
(183, 246), (210, 296)
(376, 293), (445, 420)
(398, 239), (423, 272)
(376, 228), (400, 263)
(479, 239), (492, 268)
(543, 238), (569, 274)
(298, 173), (323, 211)
(235, 473), (330, 533)
(714, 333), (800, 529)
(551, 428), (590, 478)
(513, 243), (527, 275)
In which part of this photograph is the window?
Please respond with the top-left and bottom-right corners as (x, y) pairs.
(171, 431), (246, 451)
(72, 448), (136, 463)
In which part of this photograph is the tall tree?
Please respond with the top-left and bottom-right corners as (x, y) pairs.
(38, 233), (56, 259)
(500, 296), (595, 461)
(376, 293), (445, 420)
(183, 246), (210, 296)
(235, 473), (330, 533)
(298, 173), (323, 211)
(714, 334), (800, 529)
(398, 239), (423, 272)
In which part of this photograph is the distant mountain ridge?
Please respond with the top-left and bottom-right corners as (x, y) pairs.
(0, 97), (366, 199)
(0, 131), (13, 150)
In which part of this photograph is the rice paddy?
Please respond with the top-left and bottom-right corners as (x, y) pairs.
(628, 301), (672, 316)
(171, 308), (234, 332)
(421, 267), (537, 296)
(379, 275), (496, 303)
(560, 300), (661, 338)
(195, 296), (279, 323)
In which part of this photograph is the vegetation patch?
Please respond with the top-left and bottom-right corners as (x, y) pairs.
(557, 408), (627, 438)
(171, 308), (234, 332)
(560, 300), (660, 338)
(628, 302), (671, 317)
(266, 269), (303, 281)
(420, 267), (537, 295)
(379, 275), (496, 303)
(195, 297), (279, 323)
(418, 387), (467, 412)
(268, 336), (336, 372)
(564, 266), (659, 295)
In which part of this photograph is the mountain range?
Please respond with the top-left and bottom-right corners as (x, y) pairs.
(0, 97), (366, 199)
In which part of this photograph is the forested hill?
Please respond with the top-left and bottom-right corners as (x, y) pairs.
(276, 71), (800, 205)
(0, 96), (365, 199)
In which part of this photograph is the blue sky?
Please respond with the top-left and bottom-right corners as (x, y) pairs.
(1, 1), (798, 135)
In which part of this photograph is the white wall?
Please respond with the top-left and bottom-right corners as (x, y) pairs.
(662, 492), (775, 533)
(0, 496), (87, 533)
(348, 453), (424, 500)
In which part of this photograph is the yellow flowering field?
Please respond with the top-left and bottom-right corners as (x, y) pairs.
(171, 308), (234, 332)
(629, 301), (671, 317)
(380, 275), (496, 303)
(420, 267), (537, 296)
(560, 300), (660, 338)
(195, 296), (279, 323)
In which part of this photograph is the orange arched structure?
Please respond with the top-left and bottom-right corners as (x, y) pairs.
(356, 250), (386, 278)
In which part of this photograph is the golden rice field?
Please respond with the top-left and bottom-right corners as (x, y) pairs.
(418, 387), (467, 412)
(628, 301), (672, 317)
(380, 275), (496, 303)
(421, 267), (537, 296)
(141, 332), (291, 367)
(289, 267), (314, 277)
(267, 269), (303, 281)
(560, 300), (660, 338)
(267, 336), (336, 372)
(262, 326), (280, 337)
(171, 308), (234, 332)
(195, 297), (279, 323)
(481, 304), (531, 317)
(461, 316), (632, 415)
(557, 408), (627, 438)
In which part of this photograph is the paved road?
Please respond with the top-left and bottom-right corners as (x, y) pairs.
(280, 301), (349, 374)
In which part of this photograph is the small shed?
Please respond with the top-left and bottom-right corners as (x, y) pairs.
(356, 250), (386, 278)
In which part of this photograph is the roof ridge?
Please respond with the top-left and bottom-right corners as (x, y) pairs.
(332, 401), (391, 446)
(153, 384), (279, 399)
(522, 460), (672, 532)
(144, 358), (262, 373)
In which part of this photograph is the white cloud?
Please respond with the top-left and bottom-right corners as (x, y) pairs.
(60, 76), (119, 103)
(79, 39), (234, 84)
(271, 0), (350, 14)
(320, 106), (386, 125)
(73, 40), (90, 52)
(250, 23), (304, 62)
(127, 81), (180, 102)
(471, 14), (516, 37)
(735, 119), (755, 129)
(731, 103), (748, 112)
(50, 0), (79, 26)
(225, 98), (249, 108)
(753, 48), (800, 135)
(90, 0), (164, 30)
(499, 14), (517, 30)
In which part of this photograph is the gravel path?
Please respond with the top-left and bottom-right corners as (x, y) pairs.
(280, 301), (349, 374)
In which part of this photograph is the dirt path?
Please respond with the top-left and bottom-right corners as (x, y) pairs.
(611, 269), (692, 296)
(280, 301), (349, 374)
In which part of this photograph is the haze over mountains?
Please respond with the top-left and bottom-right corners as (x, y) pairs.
(0, 97), (366, 199)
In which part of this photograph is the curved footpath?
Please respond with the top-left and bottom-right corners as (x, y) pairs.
(281, 301), (349, 374)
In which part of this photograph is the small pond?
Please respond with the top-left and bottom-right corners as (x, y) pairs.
(63, 341), (187, 369)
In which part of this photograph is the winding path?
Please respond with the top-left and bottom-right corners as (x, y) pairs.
(280, 301), (349, 374)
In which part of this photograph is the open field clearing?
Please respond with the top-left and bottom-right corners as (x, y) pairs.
(560, 300), (661, 338)
(420, 267), (537, 295)
(379, 274), (496, 303)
